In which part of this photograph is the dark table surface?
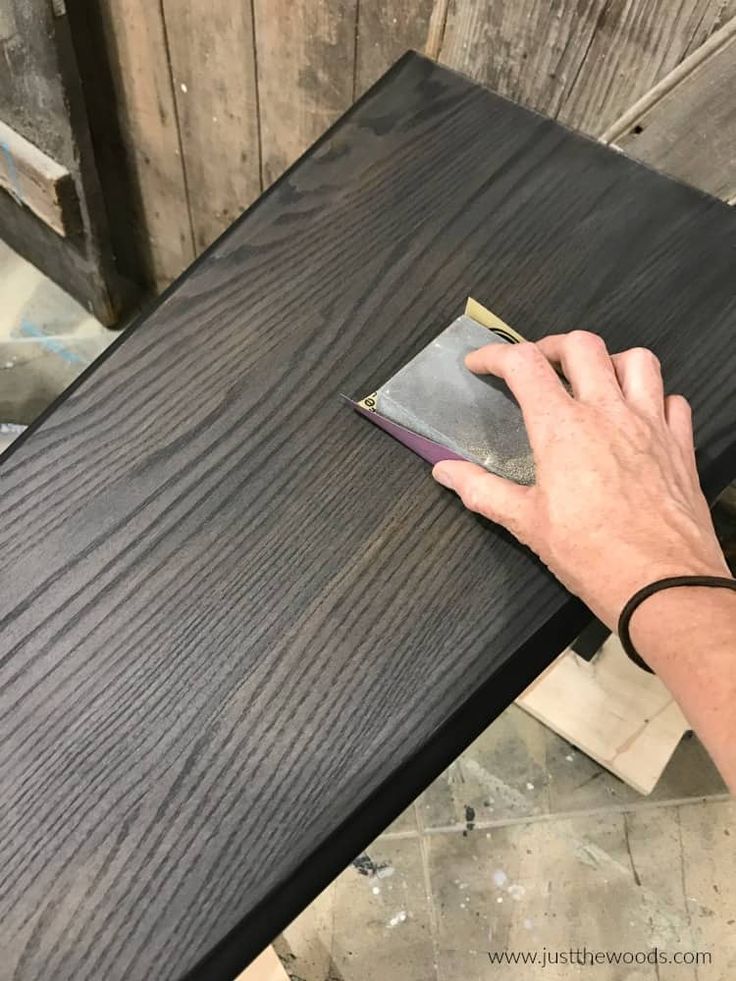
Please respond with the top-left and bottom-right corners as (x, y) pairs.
(1, 53), (735, 981)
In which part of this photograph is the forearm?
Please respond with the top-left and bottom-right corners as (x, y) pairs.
(630, 586), (736, 792)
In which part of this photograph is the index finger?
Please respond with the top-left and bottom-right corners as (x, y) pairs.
(466, 341), (571, 438)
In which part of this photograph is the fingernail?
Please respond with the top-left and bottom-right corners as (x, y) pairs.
(433, 464), (455, 490)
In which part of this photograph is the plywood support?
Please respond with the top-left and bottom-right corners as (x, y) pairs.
(516, 638), (689, 795)
(236, 946), (289, 981)
(0, 119), (79, 237)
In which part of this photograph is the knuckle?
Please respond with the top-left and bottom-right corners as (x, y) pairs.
(670, 393), (691, 413)
(509, 341), (544, 369)
(630, 346), (661, 370)
(568, 329), (605, 350)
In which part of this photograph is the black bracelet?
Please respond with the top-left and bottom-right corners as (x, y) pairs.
(619, 575), (736, 673)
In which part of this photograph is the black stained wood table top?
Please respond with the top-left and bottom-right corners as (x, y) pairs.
(2, 53), (735, 981)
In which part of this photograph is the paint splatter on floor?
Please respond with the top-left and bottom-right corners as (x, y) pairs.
(463, 804), (475, 835)
(352, 853), (391, 877)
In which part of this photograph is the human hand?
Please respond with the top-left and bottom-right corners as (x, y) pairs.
(432, 331), (730, 628)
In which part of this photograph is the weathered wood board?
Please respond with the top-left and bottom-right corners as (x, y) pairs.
(0, 119), (78, 237)
(558, 0), (736, 135)
(253, 0), (358, 188)
(434, 0), (735, 135)
(93, 0), (195, 291)
(0, 0), (125, 321)
(607, 18), (736, 201)
(163, 0), (262, 254)
(354, 0), (435, 97)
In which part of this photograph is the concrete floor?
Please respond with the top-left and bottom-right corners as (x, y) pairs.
(1, 242), (733, 981)
(278, 709), (732, 981)
(0, 240), (114, 442)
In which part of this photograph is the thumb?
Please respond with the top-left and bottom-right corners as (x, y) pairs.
(432, 460), (533, 537)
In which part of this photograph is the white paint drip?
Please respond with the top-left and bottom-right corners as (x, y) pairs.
(387, 911), (407, 928)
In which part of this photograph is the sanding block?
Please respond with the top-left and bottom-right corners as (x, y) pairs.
(344, 299), (534, 484)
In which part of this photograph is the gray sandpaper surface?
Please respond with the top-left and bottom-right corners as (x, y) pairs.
(375, 315), (534, 483)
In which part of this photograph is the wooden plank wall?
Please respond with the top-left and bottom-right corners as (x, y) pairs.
(165, 0), (261, 254)
(95, 0), (196, 290)
(253, 0), (358, 190)
(434, 0), (736, 134)
(604, 16), (736, 203)
(98, 0), (736, 295)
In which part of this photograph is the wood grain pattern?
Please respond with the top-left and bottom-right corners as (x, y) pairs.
(96, 0), (195, 289)
(1, 54), (735, 981)
(253, 0), (357, 187)
(425, 0), (451, 59)
(163, 0), (262, 253)
(437, 0), (605, 118)
(354, 0), (434, 96)
(610, 16), (736, 201)
(436, 0), (735, 134)
(558, 0), (736, 134)
(682, 0), (736, 54)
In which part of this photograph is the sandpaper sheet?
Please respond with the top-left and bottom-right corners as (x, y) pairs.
(348, 301), (534, 484)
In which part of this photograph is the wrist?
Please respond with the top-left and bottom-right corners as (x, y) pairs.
(586, 553), (731, 630)
(628, 579), (736, 673)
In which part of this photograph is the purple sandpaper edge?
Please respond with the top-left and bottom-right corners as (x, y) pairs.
(341, 395), (468, 467)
